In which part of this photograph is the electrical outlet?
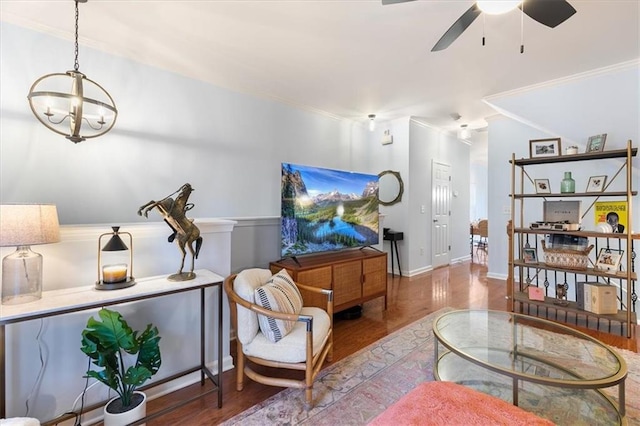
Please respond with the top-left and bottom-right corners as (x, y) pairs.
(420, 247), (424, 255)
(420, 205), (425, 214)
(503, 205), (511, 215)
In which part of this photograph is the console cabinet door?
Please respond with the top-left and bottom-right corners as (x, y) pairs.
(363, 255), (387, 298)
(333, 260), (362, 309)
(297, 266), (332, 308)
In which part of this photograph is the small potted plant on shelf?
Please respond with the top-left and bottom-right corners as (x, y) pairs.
(80, 308), (161, 426)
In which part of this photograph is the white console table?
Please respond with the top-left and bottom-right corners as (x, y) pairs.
(0, 268), (224, 424)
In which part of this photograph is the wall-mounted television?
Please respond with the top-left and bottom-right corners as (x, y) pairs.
(281, 163), (379, 258)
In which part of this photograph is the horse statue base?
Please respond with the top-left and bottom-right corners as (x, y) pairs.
(168, 271), (196, 282)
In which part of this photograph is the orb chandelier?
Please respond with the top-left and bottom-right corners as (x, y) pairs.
(27, 0), (117, 143)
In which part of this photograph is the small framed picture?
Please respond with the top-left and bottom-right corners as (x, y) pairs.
(595, 248), (623, 272)
(534, 179), (551, 194)
(586, 175), (607, 193)
(586, 134), (607, 153)
(530, 138), (562, 158)
(528, 286), (545, 301)
(522, 247), (538, 264)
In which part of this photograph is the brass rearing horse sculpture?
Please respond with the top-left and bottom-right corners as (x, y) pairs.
(138, 183), (203, 280)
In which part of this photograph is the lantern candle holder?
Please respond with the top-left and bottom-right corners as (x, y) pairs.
(96, 226), (135, 290)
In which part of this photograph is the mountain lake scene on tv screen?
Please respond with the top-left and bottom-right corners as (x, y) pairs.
(281, 163), (379, 256)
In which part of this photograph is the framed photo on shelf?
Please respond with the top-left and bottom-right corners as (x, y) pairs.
(586, 175), (607, 193)
(522, 247), (538, 264)
(530, 138), (561, 158)
(594, 248), (623, 272)
(534, 179), (551, 194)
(586, 134), (607, 153)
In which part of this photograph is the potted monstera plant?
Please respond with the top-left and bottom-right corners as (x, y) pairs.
(81, 308), (161, 426)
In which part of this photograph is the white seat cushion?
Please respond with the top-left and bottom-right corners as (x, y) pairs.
(233, 268), (273, 345)
(243, 307), (331, 363)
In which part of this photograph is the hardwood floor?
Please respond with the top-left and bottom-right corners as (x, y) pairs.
(145, 259), (638, 425)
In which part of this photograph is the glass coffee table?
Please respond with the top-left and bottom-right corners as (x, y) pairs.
(433, 309), (627, 425)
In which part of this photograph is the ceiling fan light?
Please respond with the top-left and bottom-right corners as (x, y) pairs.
(477, 0), (522, 15)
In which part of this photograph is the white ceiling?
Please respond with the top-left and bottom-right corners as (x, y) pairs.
(2, 0), (639, 133)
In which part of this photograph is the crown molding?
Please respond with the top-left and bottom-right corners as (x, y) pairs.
(484, 59), (640, 103)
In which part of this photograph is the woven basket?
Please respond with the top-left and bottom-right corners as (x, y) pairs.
(541, 241), (594, 270)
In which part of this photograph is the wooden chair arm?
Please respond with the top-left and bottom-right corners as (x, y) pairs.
(295, 282), (333, 318)
(295, 282), (333, 299)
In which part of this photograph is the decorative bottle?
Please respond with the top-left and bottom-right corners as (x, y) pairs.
(560, 171), (575, 193)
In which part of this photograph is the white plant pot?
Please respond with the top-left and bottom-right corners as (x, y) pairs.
(103, 391), (147, 426)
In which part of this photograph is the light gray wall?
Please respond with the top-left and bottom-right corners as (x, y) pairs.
(1, 23), (374, 225)
(408, 120), (471, 274)
(1, 22), (475, 283)
(369, 118), (411, 274)
(470, 132), (488, 222)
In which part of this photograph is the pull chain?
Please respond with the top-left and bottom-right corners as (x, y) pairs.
(74, 0), (80, 71)
(482, 14), (486, 46)
(520, 1), (524, 53)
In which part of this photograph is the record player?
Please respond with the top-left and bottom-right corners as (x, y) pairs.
(529, 201), (581, 231)
(530, 220), (581, 231)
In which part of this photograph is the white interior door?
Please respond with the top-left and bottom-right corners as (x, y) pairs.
(432, 161), (451, 268)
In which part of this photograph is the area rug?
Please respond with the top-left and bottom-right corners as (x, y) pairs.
(222, 308), (640, 425)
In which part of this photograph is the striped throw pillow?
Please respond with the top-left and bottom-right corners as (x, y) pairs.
(255, 269), (303, 342)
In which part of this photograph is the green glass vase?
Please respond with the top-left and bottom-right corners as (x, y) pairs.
(560, 171), (575, 193)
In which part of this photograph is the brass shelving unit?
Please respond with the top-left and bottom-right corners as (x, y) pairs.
(507, 141), (637, 337)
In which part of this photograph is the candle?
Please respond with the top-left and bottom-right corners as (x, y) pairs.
(103, 264), (128, 283)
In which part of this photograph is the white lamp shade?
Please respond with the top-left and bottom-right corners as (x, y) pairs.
(0, 204), (61, 247)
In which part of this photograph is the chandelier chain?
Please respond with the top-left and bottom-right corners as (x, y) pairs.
(74, 0), (80, 71)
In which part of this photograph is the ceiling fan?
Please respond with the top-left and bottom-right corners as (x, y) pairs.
(382, 0), (576, 52)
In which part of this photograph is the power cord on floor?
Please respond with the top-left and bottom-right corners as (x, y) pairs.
(24, 318), (48, 417)
(20, 318), (98, 426)
(49, 357), (96, 426)
(74, 357), (92, 426)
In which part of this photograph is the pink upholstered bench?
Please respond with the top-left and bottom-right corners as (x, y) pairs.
(369, 381), (555, 425)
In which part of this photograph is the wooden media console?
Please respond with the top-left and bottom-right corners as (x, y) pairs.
(270, 248), (387, 313)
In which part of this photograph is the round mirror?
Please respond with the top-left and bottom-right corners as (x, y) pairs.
(378, 170), (404, 206)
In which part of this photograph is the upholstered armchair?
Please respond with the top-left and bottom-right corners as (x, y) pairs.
(224, 268), (333, 409)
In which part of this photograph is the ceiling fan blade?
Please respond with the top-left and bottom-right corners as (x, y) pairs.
(431, 3), (482, 52)
(381, 0), (417, 5)
(519, 0), (576, 28)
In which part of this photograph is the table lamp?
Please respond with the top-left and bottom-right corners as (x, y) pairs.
(0, 204), (60, 305)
